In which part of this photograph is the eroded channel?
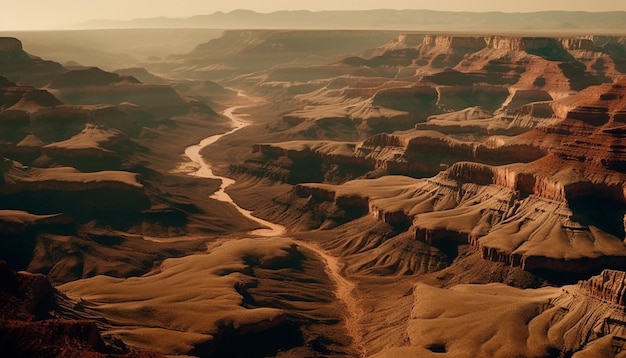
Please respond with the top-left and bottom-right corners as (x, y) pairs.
(175, 92), (366, 355)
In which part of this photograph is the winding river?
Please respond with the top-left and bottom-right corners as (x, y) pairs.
(174, 93), (365, 356)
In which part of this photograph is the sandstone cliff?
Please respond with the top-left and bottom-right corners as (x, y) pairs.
(234, 129), (546, 184)
(373, 270), (626, 357)
(46, 67), (186, 116)
(0, 158), (149, 217)
(0, 261), (161, 357)
(0, 38), (64, 87)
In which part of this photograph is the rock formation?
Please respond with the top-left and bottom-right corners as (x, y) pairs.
(5, 28), (626, 357)
(46, 67), (186, 116)
(372, 269), (626, 357)
(0, 261), (161, 357)
(0, 38), (64, 87)
(0, 158), (149, 217)
(233, 129), (547, 184)
(262, 78), (626, 280)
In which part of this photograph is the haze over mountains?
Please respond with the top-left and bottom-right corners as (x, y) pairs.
(76, 9), (626, 33)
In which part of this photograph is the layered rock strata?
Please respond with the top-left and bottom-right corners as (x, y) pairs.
(0, 261), (159, 357)
(0, 159), (149, 216)
(0, 38), (64, 87)
(373, 270), (626, 357)
(234, 130), (546, 184)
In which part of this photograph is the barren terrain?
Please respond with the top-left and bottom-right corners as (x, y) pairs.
(2, 18), (626, 357)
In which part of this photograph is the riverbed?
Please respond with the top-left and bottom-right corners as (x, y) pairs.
(174, 93), (366, 356)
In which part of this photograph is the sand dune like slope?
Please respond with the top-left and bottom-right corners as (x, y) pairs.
(374, 269), (626, 357)
(297, 169), (626, 275)
(372, 283), (561, 358)
(58, 237), (345, 355)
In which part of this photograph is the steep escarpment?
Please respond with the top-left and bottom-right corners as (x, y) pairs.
(281, 82), (626, 279)
(42, 124), (135, 171)
(291, 166), (626, 278)
(46, 67), (186, 116)
(237, 80), (626, 281)
(235, 34), (626, 155)
(373, 269), (626, 357)
(0, 37), (24, 52)
(233, 130), (547, 184)
(0, 158), (149, 217)
(0, 261), (160, 357)
(0, 38), (64, 87)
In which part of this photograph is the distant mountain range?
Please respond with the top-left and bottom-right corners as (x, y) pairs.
(76, 9), (626, 33)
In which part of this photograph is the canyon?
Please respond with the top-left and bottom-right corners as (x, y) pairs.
(2, 25), (626, 357)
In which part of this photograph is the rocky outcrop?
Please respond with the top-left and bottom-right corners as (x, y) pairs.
(541, 270), (626, 355)
(422, 35), (487, 51)
(46, 68), (185, 115)
(501, 89), (553, 111)
(561, 38), (596, 51)
(0, 262), (55, 321)
(0, 261), (161, 357)
(485, 36), (562, 52)
(0, 37), (23, 52)
(0, 77), (60, 111)
(46, 67), (140, 88)
(232, 141), (372, 184)
(280, 85), (430, 135)
(375, 270), (626, 357)
(0, 38), (64, 87)
(0, 159), (149, 216)
(42, 124), (134, 171)
(236, 129), (547, 185)
(578, 269), (626, 306)
(368, 34), (425, 56)
(114, 67), (167, 85)
(293, 165), (626, 277)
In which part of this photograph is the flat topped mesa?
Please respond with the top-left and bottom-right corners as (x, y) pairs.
(0, 37), (23, 52)
(422, 35), (487, 50)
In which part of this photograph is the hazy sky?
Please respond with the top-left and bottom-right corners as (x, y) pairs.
(3, 0), (626, 30)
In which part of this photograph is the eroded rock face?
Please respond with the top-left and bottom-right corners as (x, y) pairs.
(0, 210), (71, 235)
(0, 261), (161, 357)
(0, 38), (64, 87)
(46, 68), (185, 116)
(293, 168), (626, 277)
(422, 35), (487, 50)
(0, 159), (150, 217)
(243, 77), (626, 279)
(0, 37), (23, 52)
(578, 269), (626, 306)
(544, 270), (626, 355)
(373, 270), (626, 357)
(42, 124), (134, 171)
(235, 130), (547, 184)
